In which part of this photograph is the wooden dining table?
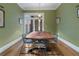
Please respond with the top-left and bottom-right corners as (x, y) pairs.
(26, 31), (55, 40)
(25, 31), (56, 55)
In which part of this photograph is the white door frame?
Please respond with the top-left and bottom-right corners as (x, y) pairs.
(24, 13), (44, 33)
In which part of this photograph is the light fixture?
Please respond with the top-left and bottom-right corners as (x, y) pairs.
(56, 17), (61, 24)
(38, 14), (41, 17)
(38, 3), (40, 11)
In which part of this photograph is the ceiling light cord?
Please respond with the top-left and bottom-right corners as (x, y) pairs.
(38, 3), (41, 17)
(39, 3), (40, 11)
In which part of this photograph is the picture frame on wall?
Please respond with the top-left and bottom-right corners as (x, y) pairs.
(76, 5), (79, 18)
(77, 8), (79, 17)
(0, 8), (5, 28)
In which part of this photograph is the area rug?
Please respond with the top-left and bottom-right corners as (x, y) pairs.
(20, 43), (64, 56)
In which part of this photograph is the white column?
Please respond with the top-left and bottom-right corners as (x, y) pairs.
(38, 20), (40, 31)
(42, 20), (44, 31)
(27, 24), (29, 33)
(27, 20), (31, 33)
(42, 14), (44, 31)
(33, 19), (35, 31)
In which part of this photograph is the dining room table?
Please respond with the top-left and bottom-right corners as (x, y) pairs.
(25, 31), (56, 40)
(24, 31), (57, 55)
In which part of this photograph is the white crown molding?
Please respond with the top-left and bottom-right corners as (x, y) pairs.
(17, 3), (61, 10)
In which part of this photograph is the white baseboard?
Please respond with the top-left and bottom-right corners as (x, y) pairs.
(58, 36), (79, 52)
(0, 37), (22, 54)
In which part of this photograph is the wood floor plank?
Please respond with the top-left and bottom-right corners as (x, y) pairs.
(1, 40), (79, 56)
(57, 41), (79, 56)
(19, 41), (79, 56)
(0, 40), (23, 56)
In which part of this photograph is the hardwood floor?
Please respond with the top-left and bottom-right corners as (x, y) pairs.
(19, 43), (63, 56)
(0, 40), (79, 56)
(19, 40), (79, 56)
(57, 41), (79, 56)
(0, 40), (23, 56)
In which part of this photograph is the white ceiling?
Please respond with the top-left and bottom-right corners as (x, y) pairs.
(18, 3), (61, 10)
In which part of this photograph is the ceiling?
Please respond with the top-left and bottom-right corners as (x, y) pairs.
(18, 3), (61, 10)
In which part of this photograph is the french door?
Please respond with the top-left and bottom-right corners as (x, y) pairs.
(24, 13), (44, 34)
(30, 19), (44, 32)
(30, 15), (44, 32)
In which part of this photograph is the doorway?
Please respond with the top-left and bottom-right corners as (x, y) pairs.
(24, 13), (44, 34)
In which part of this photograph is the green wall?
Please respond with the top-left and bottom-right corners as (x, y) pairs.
(56, 3), (79, 46)
(0, 3), (23, 48)
(24, 10), (57, 34)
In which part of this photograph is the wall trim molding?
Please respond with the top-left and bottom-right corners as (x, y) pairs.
(58, 36), (79, 52)
(0, 37), (22, 54)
